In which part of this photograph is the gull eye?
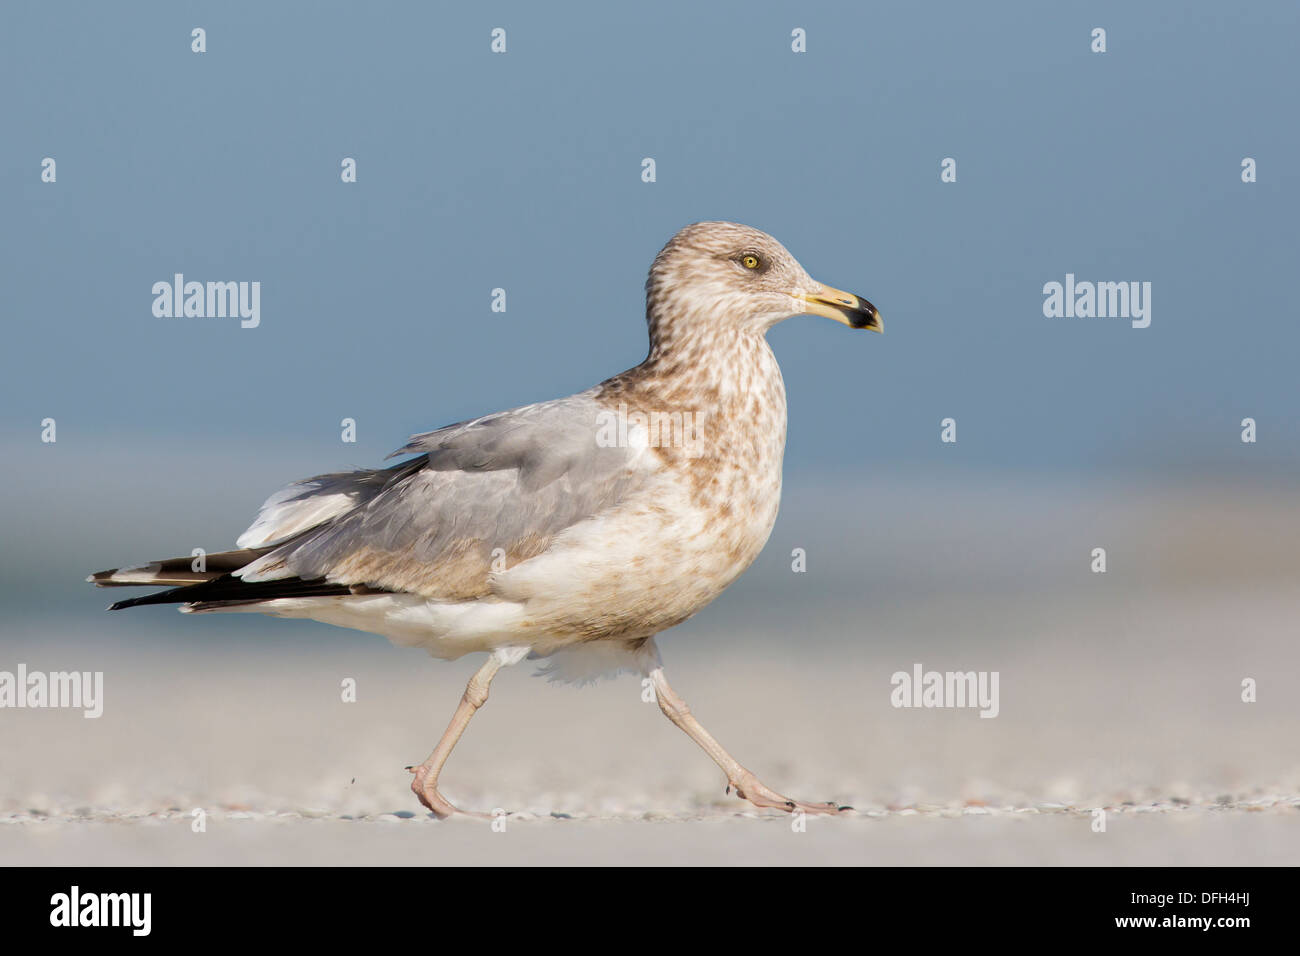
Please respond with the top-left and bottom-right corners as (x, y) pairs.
(741, 254), (761, 270)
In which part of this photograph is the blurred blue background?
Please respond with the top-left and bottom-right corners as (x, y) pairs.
(1, 0), (1296, 617)
(2, 4), (1300, 859)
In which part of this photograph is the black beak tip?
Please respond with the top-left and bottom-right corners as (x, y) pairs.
(851, 301), (882, 331)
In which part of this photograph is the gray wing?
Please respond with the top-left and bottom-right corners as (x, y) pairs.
(236, 393), (645, 601)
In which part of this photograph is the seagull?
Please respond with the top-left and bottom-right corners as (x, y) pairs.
(90, 222), (881, 817)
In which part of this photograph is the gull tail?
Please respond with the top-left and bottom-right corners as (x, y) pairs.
(102, 576), (355, 612)
(88, 549), (268, 588)
(88, 548), (353, 612)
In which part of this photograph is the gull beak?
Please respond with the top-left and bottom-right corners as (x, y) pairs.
(799, 282), (882, 332)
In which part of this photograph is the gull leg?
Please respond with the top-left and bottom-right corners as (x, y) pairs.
(648, 666), (849, 815)
(407, 654), (505, 819)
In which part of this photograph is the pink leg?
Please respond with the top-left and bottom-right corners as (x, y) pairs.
(649, 666), (850, 815)
(407, 655), (503, 818)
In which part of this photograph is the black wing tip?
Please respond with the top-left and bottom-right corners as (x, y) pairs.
(103, 574), (361, 612)
(108, 595), (152, 611)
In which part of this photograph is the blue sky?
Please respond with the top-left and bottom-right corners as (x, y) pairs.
(2, 1), (1297, 614)
(3, 0), (1296, 475)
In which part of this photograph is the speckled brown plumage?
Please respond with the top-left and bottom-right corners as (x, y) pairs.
(91, 221), (879, 817)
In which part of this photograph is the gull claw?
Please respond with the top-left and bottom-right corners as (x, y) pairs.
(408, 763), (490, 820)
(727, 771), (851, 816)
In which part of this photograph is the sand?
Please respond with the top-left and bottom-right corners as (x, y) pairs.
(3, 585), (1298, 866)
(4, 474), (1298, 865)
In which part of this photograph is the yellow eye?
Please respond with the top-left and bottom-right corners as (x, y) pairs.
(741, 254), (760, 270)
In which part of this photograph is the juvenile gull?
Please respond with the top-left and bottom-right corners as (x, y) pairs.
(90, 222), (881, 817)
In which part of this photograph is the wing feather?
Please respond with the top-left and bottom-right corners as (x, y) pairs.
(236, 393), (645, 600)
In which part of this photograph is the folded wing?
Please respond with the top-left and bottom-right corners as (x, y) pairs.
(93, 392), (645, 610)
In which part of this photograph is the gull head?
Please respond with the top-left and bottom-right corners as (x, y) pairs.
(645, 221), (881, 344)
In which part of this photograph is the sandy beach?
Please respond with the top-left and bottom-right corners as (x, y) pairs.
(3, 562), (1298, 865)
